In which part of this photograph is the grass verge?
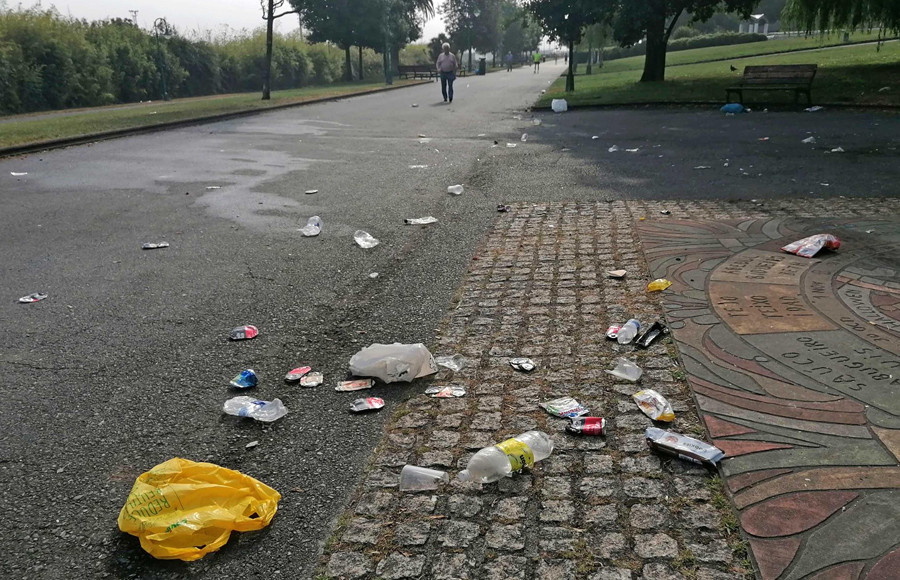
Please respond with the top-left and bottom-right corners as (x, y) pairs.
(0, 80), (425, 150)
(538, 39), (900, 108)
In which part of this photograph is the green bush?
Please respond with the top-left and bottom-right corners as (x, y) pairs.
(602, 32), (767, 62)
(671, 26), (702, 40)
(306, 43), (342, 84)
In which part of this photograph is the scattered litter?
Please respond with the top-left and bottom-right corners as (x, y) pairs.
(646, 427), (724, 467)
(477, 133), (486, 137)
(354, 230), (380, 248)
(435, 354), (467, 372)
(497, 204), (512, 213)
(509, 357), (536, 372)
(299, 372), (324, 387)
(349, 343), (438, 383)
(10, 172), (27, 176)
(593, 136), (600, 141)
(142, 242), (169, 250)
(533, 119), (542, 126)
(299, 216), (322, 237)
(625, 148), (639, 153)
(230, 369), (258, 389)
(606, 324), (621, 340)
(551, 99), (568, 113)
(411, 103), (419, 108)
(635, 321), (669, 348)
(541, 89), (546, 94)
(229, 325), (259, 340)
(830, 147), (845, 153)
(206, 186), (221, 190)
(660, 210), (671, 215)
(408, 165), (429, 169)
(521, 133), (528, 142)
(304, 189), (318, 195)
(350, 397), (385, 412)
(866, 230), (875, 234)
(245, 440), (259, 449)
(878, 86), (890, 93)
(512, 115), (523, 120)
(802, 136), (816, 144)
(540, 397), (589, 418)
(418, 134), (427, 138)
(223, 396), (288, 422)
(647, 278), (672, 292)
(566, 417), (606, 436)
(418, 137), (432, 144)
(447, 184), (464, 195)
(820, 183), (830, 187)
(336, 379), (374, 392)
(284, 366), (312, 382)
(693, 165), (712, 170)
(369, 272), (379, 279)
(633, 390), (674, 421)
(617, 319), (641, 345)
(720, 103), (745, 114)
(781, 233), (841, 258)
(606, 358), (643, 382)
(805, 105), (824, 112)
(425, 386), (466, 398)
(457, 431), (554, 483)
(400, 465), (449, 491)
(405, 216), (438, 225)
(117, 457), (280, 560)
(18, 293), (48, 303)
(758, 137), (770, 141)
(506, 143), (517, 148)
(607, 269), (626, 279)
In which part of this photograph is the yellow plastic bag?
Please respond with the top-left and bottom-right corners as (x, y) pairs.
(117, 457), (281, 561)
(647, 278), (672, 292)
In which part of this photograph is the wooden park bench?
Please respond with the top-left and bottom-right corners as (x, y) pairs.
(726, 64), (817, 105)
(397, 64), (436, 80)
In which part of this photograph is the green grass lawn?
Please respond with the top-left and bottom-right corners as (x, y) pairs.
(0, 80), (423, 150)
(539, 38), (900, 108)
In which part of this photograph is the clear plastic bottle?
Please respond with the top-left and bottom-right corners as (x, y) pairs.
(457, 431), (554, 483)
(617, 318), (641, 345)
(223, 396), (288, 422)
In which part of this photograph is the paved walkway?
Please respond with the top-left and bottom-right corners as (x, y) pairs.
(320, 196), (900, 579)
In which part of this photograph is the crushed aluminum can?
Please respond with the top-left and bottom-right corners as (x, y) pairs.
(566, 417), (606, 436)
(299, 372), (323, 387)
(606, 324), (622, 340)
(229, 325), (258, 340)
(350, 397), (385, 412)
(285, 366), (312, 382)
(497, 204), (511, 212)
(645, 427), (724, 468)
(18, 293), (48, 303)
(230, 369), (258, 389)
(509, 357), (536, 372)
(540, 397), (589, 419)
(336, 379), (374, 392)
(636, 321), (669, 348)
(141, 242), (170, 250)
(425, 386), (466, 398)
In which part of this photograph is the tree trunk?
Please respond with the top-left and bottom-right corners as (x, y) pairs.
(358, 46), (364, 80)
(344, 46), (353, 82)
(586, 38), (593, 75)
(468, 46), (473, 72)
(641, 7), (668, 82)
(262, 0), (274, 100)
(566, 40), (575, 92)
(391, 46), (401, 76)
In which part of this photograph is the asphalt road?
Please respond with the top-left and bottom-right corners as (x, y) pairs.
(2, 62), (899, 579)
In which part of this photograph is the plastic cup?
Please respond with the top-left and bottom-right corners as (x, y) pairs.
(399, 465), (449, 491)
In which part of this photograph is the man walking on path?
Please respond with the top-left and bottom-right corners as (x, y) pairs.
(533, 50), (541, 73)
(436, 43), (459, 103)
(505, 51), (514, 72)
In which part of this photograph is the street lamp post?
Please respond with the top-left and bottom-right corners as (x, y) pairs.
(154, 17), (170, 101)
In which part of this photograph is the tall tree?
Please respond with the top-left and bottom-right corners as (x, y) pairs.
(782, 0), (900, 33)
(611, 0), (757, 82)
(443, 0), (499, 70)
(526, 0), (609, 91)
(292, 0), (361, 82)
(260, 0), (300, 99)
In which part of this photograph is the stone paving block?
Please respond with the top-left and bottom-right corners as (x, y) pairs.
(394, 521), (430, 546)
(341, 518), (381, 544)
(326, 552), (374, 579)
(541, 477), (573, 499)
(375, 552), (426, 579)
(588, 567), (633, 580)
(492, 497), (528, 521)
(688, 539), (733, 563)
(432, 553), (473, 579)
(641, 562), (685, 580)
(593, 532), (628, 559)
(535, 559), (577, 580)
(449, 494), (483, 517)
(438, 520), (481, 548)
(630, 503), (669, 530)
(483, 555), (528, 580)
(584, 454), (614, 474)
(623, 477), (665, 499)
(584, 504), (618, 526)
(400, 494), (436, 514)
(539, 500), (575, 523)
(634, 533), (679, 559)
(487, 523), (526, 551)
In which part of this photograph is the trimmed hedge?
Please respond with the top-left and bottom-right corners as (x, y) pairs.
(602, 32), (767, 61)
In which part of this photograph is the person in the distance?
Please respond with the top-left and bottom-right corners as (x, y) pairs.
(533, 50), (541, 73)
(436, 43), (459, 103)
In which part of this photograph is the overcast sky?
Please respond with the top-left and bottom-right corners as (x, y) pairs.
(42, 0), (447, 39)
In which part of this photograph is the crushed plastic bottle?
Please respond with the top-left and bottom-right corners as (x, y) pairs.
(400, 465), (449, 491)
(18, 293), (48, 303)
(223, 396), (288, 422)
(447, 185), (464, 195)
(551, 99), (567, 113)
(457, 431), (554, 483)
(435, 354), (467, 372)
(299, 216), (322, 237)
(521, 133), (528, 142)
(354, 230), (380, 248)
(616, 319), (641, 345)
(230, 369), (258, 389)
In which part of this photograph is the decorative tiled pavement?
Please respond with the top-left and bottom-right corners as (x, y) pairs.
(637, 210), (900, 579)
(320, 198), (900, 580)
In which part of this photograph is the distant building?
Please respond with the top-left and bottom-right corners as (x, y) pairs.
(739, 14), (769, 35)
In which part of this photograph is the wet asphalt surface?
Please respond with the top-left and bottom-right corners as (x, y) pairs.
(1, 62), (899, 579)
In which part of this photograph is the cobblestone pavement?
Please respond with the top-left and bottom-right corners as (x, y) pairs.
(319, 197), (900, 580)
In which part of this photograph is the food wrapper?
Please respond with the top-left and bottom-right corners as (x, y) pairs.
(509, 357), (536, 372)
(285, 366), (311, 381)
(336, 379), (374, 392)
(299, 372), (323, 387)
(647, 278), (672, 292)
(350, 397), (385, 412)
(781, 233), (841, 258)
(645, 427), (724, 467)
(540, 397), (589, 418)
(632, 389), (675, 422)
(566, 417), (606, 435)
